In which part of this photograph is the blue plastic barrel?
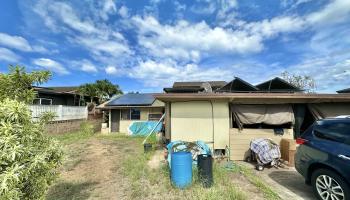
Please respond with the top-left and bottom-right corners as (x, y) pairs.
(171, 151), (192, 189)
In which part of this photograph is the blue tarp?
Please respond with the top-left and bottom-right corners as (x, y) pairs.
(167, 140), (212, 168)
(128, 121), (162, 136)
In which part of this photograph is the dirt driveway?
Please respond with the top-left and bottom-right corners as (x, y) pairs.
(46, 136), (139, 200)
(238, 161), (316, 200)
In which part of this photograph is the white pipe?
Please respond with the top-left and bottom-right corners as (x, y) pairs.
(142, 113), (165, 144)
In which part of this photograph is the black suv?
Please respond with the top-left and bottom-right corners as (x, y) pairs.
(295, 118), (350, 200)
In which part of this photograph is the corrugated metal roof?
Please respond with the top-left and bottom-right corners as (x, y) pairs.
(106, 93), (156, 106)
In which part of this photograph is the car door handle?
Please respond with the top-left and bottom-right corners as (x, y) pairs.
(338, 154), (350, 161)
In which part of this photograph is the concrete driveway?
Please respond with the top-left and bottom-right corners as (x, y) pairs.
(238, 161), (316, 200)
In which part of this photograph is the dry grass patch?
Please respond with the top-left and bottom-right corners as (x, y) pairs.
(47, 130), (279, 200)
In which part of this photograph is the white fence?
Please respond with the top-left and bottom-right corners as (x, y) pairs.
(29, 105), (88, 121)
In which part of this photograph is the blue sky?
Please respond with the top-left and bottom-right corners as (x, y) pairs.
(0, 0), (349, 93)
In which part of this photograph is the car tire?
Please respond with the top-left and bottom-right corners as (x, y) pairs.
(311, 168), (350, 200)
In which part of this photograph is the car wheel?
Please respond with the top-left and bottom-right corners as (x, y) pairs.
(311, 168), (349, 200)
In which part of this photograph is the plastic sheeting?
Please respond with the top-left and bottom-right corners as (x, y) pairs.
(166, 140), (212, 168)
(308, 103), (350, 119)
(128, 121), (162, 136)
(231, 104), (295, 129)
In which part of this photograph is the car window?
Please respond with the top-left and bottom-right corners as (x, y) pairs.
(314, 121), (350, 145)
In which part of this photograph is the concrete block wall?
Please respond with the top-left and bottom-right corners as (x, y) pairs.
(45, 118), (103, 135)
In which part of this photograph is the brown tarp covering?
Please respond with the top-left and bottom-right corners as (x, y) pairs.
(308, 103), (350, 119)
(231, 104), (295, 129)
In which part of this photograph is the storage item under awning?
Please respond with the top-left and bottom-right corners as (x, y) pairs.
(308, 103), (350, 119)
(231, 104), (295, 129)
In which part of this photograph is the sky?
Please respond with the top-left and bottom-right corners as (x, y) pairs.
(0, 0), (349, 93)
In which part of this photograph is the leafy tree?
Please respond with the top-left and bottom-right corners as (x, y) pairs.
(281, 71), (316, 93)
(78, 79), (122, 103)
(78, 83), (98, 103)
(95, 79), (122, 101)
(0, 65), (63, 199)
(0, 66), (52, 103)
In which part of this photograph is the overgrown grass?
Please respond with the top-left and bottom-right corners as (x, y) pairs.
(121, 150), (246, 200)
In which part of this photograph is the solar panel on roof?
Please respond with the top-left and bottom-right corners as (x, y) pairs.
(106, 93), (155, 106)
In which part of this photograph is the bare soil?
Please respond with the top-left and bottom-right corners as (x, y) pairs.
(46, 137), (137, 200)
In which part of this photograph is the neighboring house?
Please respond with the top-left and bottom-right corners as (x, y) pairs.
(30, 86), (98, 123)
(33, 86), (97, 106)
(155, 77), (350, 160)
(164, 81), (226, 93)
(337, 88), (350, 93)
(98, 93), (164, 133)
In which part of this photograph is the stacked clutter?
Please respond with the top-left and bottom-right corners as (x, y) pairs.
(167, 141), (213, 189)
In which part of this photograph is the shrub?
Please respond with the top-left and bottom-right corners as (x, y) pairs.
(0, 99), (63, 199)
(0, 66), (63, 199)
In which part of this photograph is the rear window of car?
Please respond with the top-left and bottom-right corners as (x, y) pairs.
(314, 120), (350, 145)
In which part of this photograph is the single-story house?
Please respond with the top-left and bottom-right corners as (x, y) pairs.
(98, 93), (164, 133)
(33, 86), (97, 106)
(155, 77), (350, 160)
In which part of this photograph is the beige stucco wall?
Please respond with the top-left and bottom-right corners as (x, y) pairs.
(213, 101), (230, 149)
(170, 101), (230, 150)
(119, 120), (136, 134)
(152, 99), (165, 107)
(229, 128), (294, 160)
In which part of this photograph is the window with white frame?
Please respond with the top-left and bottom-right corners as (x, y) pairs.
(33, 98), (52, 105)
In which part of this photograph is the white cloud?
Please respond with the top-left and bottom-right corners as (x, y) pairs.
(0, 32), (52, 53)
(51, 2), (98, 34)
(191, 1), (217, 14)
(75, 35), (131, 57)
(118, 6), (129, 18)
(285, 53), (350, 92)
(0, 48), (21, 62)
(306, 0), (350, 26)
(131, 59), (234, 87)
(0, 32), (32, 51)
(216, 0), (238, 25)
(103, 0), (117, 14)
(243, 16), (306, 38)
(133, 16), (263, 62)
(98, 0), (117, 20)
(105, 65), (118, 75)
(133, 15), (308, 63)
(33, 58), (69, 75)
(33, 0), (131, 61)
(81, 62), (98, 73)
(69, 59), (99, 73)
